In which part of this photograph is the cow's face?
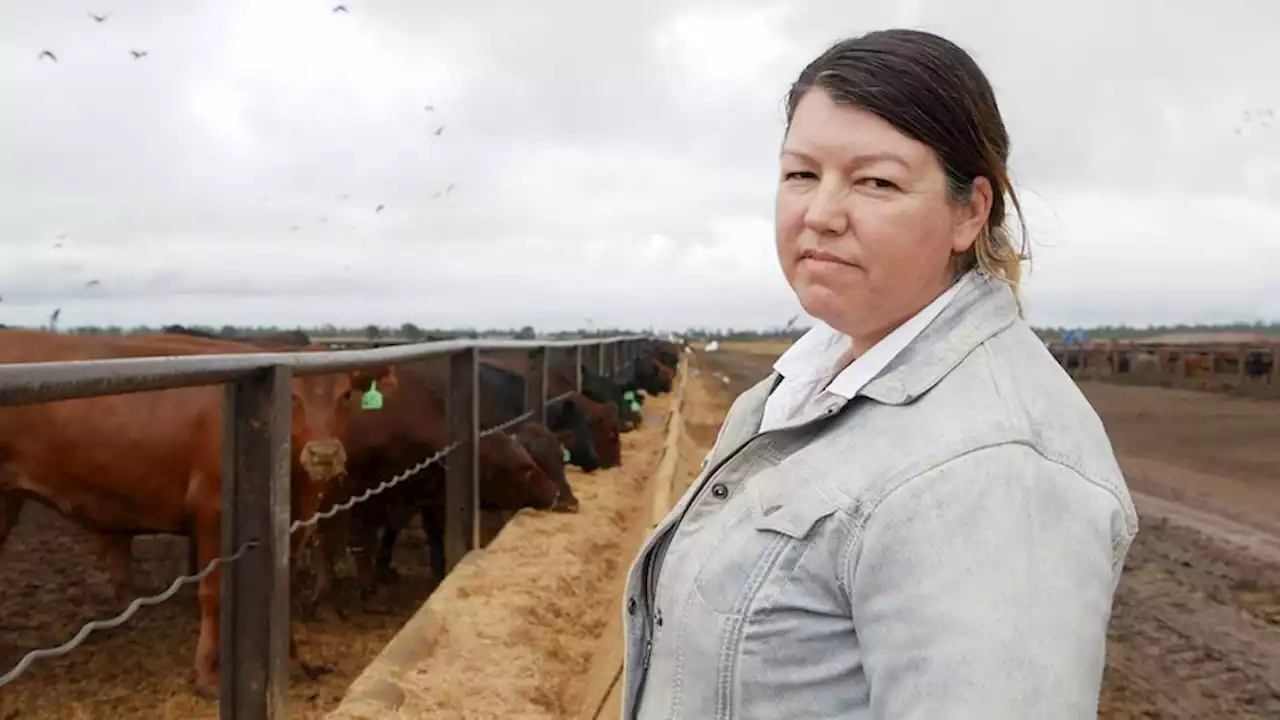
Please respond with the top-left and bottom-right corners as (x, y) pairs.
(590, 402), (622, 468)
(292, 366), (398, 485)
(480, 434), (560, 510)
(551, 398), (601, 472)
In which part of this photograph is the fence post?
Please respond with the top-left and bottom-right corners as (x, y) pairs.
(596, 343), (607, 376)
(445, 347), (479, 572)
(574, 346), (584, 392)
(221, 365), (292, 720)
(526, 346), (548, 424)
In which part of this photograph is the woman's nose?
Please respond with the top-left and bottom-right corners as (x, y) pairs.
(803, 180), (848, 235)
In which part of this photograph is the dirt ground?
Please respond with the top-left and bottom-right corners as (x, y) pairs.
(0, 392), (676, 719)
(378, 390), (675, 719)
(695, 344), (1280, 720)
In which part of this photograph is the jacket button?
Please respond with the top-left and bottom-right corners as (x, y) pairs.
(711, 483), (728, 499)
(627, 597), (637, 615)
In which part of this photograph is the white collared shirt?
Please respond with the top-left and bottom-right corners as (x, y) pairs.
(760, 274), (970, 432)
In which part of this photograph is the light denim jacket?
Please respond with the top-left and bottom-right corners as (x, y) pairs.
(621, 273), (1139, 720)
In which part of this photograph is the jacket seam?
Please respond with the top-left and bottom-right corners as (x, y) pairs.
(838, 438), (1136, 593)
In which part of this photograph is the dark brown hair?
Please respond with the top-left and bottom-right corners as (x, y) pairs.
(785, 29), (1029, 301)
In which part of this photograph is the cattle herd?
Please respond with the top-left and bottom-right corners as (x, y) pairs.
(0, 327), (680, 698)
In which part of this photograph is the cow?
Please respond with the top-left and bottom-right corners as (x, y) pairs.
(1243, 350), (1274, 378)
(1182, 353), (1213, 377)
(0, 328), (392, 697)
(543, 359), (640, 433)
(307, 360), (571, 614)
(1128, 351), (1161, 378)
(476, 360), (615, 471)
(648, 340), (680, 370)
(630, 356), (673, 396)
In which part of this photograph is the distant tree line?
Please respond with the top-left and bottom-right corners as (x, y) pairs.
(3, 320), (1278, 341)
(1030, 320), (1280, 341)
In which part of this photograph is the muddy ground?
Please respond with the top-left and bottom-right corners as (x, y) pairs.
(694, 346), (1280, 720)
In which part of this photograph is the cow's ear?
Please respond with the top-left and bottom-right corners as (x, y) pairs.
(349, 366), (398, 394)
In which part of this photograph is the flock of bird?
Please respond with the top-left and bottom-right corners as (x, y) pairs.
(37, 12), (148, 63)
(1233, 107), (1275, 136)
(22, 4), (461, 329)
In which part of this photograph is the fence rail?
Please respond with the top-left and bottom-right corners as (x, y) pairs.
(1045, 339), (1280, 397)
(0, 333), (652, 719)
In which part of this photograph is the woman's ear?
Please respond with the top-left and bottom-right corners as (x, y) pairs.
(952, 176), (993, 254)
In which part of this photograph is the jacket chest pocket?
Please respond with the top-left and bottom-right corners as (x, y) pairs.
(690, 463), (840, 616)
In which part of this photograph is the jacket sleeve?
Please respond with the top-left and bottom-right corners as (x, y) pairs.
(842, 442), (1135, 720)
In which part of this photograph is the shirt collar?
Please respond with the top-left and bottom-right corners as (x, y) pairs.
(772, 273), (972, 400)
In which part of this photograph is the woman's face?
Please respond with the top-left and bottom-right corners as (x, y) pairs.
(776, 89), (990, 351)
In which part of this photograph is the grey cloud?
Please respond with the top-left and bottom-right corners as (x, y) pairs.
(2, 0), (1278, 331)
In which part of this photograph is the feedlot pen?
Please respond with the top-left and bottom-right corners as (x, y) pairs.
(0, 388), (679, 720)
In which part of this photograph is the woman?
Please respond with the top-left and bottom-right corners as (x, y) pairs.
(621, 29), (1137, 719)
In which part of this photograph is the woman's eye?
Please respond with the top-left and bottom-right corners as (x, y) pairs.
(783, 171), (817, 181)
(859, 177), (898, 190)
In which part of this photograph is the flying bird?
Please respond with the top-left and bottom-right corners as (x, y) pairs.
(50, 308), (61, 326)
(53, 242), (63, 249)
(130, 50), (148, 59)
(290, 225), (301, 232)
(86, 279), (101, 288)
(318, 217), (328, 223)
(332, 4), (348, 12)
(339, 193), (350, 200)
(38, 50), (57, 62)
(423, 104), (435, 113)
(433, 125), (445, 136)
(88, 12), (109, 22)
(445, 183), (456, 194)
(375, 204), (385, 213)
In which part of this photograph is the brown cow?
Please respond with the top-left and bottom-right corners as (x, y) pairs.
(0, 329), (394, 697)
(307, 360), (567, 615)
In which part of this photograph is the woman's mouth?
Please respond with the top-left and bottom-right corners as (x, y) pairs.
(800, 248), (857, 266)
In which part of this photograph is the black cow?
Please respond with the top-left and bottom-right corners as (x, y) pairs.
(569, 364), (643, 432)
(478, 361), (603, 472)
(1243, 350), (1274, 378)
(629, 356), (673, 395)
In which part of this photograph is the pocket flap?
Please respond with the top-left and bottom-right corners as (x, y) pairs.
(748, 463), (840, 539)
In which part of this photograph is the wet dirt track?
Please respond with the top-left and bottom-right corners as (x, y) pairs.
(0, 504), (442, 719)
(697, 346), (1280, 720)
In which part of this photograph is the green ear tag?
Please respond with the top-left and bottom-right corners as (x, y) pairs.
(361, 381), (384, 411)
(630, 400), (641, 413)
(561, 445), (571, 463)
(622, 390), (635, 402)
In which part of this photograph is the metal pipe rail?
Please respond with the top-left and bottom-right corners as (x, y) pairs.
(0, 333), (654, 719)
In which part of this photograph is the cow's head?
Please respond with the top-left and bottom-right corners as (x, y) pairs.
(291, 365), (399, 485)
(479, 433), (560, 511)
(547, 396), (601, 473)
(512, 424), (579, 514)
(588, 400), (622, 468)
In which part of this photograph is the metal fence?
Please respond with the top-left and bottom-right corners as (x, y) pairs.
(0, 334), (650, 719)
(1046, 340), (1280, 397)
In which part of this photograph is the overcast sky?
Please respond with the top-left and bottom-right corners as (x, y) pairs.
(1, 0), (1277, 331)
